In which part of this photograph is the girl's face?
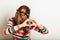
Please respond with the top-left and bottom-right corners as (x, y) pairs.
(20, 9), (27, 21)
(17, 8), (29, 24)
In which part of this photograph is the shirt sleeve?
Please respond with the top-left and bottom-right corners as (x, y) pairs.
(4, 18), (19, 35)
(38, 26), (48, 34)
(30, 24), (48, 34)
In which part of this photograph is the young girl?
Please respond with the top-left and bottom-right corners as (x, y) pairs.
(4, 5), (48, 40)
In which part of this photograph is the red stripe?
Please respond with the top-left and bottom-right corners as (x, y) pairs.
(4, 30), (6, 35)
(14, 31), (18, 33)
(8, 20), (12, 23)
(8, 20), (14, 31)
(8, 21), (13, 25)
(19, 31), (24, 35)
(34, 26), (39, 31)
(43, 30), (48, 34)
(8, 23), (13, 26)
(13, 38), (18, 40)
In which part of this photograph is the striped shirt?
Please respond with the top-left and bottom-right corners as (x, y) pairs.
(4, 17), (48, 38)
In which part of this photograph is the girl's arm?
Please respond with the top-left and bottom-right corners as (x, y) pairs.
(33, 25), (48, 34)
(4, 18), (19, 35)
(4, 18), (30, 35)
(30, 19), (48, 34)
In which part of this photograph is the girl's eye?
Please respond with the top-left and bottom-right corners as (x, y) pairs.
(20, 11), (24, 13)
(21, 12), (23, 13)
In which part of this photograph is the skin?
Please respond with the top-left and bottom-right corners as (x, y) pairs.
(20, 9), (28, 22)
(15, 7), (44, 36)
(16, 8), (28, 24)
(15, 8), (30, 35)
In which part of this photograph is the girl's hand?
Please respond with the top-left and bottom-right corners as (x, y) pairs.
(17, 19), (30, 29)
(28, 18), (38, 26)
(29, 18), (43, 29)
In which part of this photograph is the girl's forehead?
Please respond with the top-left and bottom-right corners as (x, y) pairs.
(21, 9), (26, 12)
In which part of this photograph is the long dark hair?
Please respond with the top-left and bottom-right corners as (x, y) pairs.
(14, 5), (30, 36)
(15, 5), (30, 25)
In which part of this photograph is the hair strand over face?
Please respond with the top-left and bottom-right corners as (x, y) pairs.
(15, 5), (30, 25)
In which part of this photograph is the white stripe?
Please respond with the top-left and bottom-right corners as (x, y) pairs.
(19, 30), (24, 33)
(6, 28), (10, 34)
(14, 33), (23, 36)
(8, 21), (13, 25)
(7, 24), (12, 26)
(14, 26), (18, 31)
(19, 34), (23, 36)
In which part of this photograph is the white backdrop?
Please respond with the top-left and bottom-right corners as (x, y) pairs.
(0, 0), (60, 40)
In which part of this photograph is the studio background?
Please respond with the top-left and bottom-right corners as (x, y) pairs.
(0, 0), (60, 40)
